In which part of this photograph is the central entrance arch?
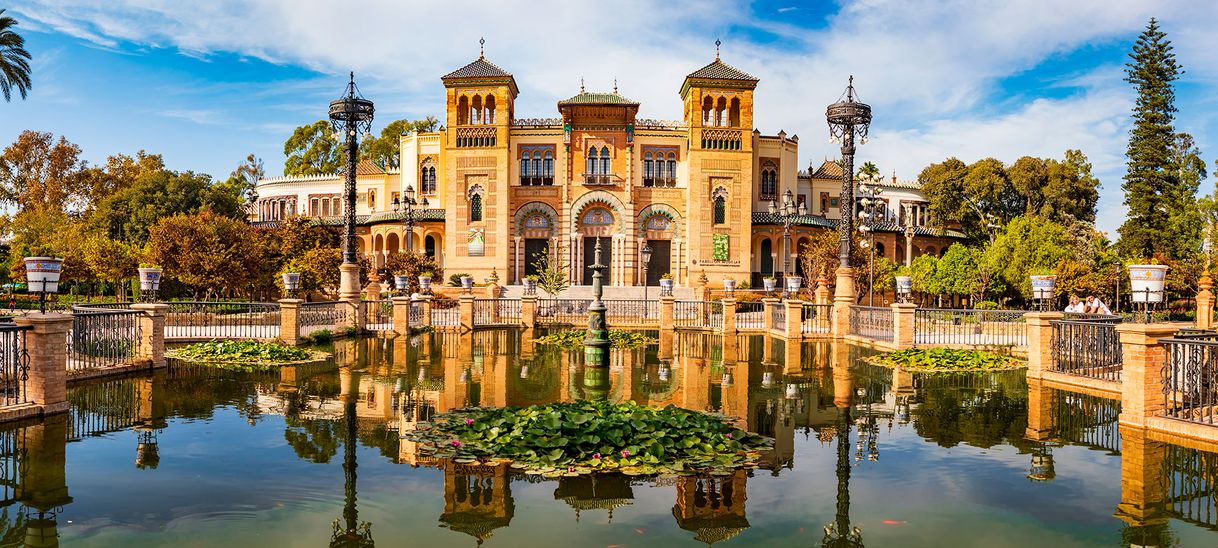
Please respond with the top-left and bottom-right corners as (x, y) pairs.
(579, 207), (615, 285)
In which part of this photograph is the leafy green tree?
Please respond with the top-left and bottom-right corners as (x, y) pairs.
(81, 232), (139, 300)
(531, 243), (571, 296)
(223, 153), (264, 206)
(0, 130), (86, 213)
(378, 252), (443, 294)
(285, 247), (370, 297)
(856, 161), (880, 180)
(360, 117), (439, 169)
(936, 244), (983, 303)
(0, 9), (31, 102)
(1117, 18), (1196, 260)
(80, 151), (166, 211)
(284, 120), (342, 176)
(89, 169), (243, 245)
(144, 212), (269, 298)
(964, 157), (1023, 224)
(982, 216), (1073, 303)
(909, 254), (941, 304)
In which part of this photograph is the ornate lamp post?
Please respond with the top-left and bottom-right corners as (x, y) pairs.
(768, 189), (807, 298)
(640, 242), (653, 304)
(329, 73), (375, 301)
(583, 238), (610, 367)
(392, 185), (428, 254)
(826, 76), (872, 304)
(857, 180), (882, 305)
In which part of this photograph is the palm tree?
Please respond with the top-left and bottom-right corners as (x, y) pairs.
(0, 9), (32, 102)
(856, 161), (880, 181)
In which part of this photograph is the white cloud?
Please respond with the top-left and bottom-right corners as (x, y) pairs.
(8, 0), (1218, 235)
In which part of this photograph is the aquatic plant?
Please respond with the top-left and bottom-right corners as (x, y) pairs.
(404, 400), (772, 477)
(168, 340), (325, 367)
(534, 330), (657, 349)
(868, 347), (1023, 371)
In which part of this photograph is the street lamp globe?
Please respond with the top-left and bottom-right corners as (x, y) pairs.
(768, 199), (778, 215)
(392, 196), (401, 212)
(405, 184), (416, 202)
(328, 72), (374, 285)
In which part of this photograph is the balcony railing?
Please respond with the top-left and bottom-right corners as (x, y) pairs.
(643, 176), (676, 188)
(519, 176), (554, 186)
(582, 173), (620, 186)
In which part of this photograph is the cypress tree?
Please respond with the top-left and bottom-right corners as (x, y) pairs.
(1117, 18), (1190, 259)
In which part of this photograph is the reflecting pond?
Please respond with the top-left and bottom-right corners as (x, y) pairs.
(3, 330), (1218, 546)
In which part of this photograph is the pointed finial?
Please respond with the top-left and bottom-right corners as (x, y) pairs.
(580, 77), (585, 94)
(349, 71), (354, 83)
(479, 37), (485, 58)
(715, 39), (721, 60)
(613, 78), (618, 94)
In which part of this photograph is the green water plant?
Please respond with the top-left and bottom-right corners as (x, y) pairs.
(534, 330), (657, 349)
(168, 340), (326, 366)
(868, 347), (1023, 372)
(403, 400), (773, 477)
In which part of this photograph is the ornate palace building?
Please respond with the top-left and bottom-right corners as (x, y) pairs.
(254, 48), (963, 287)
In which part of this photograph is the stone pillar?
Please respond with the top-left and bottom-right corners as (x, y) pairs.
(696, 270), (711, 301)
(17, 415), (71, 525)
(486, 268), (501, 298)
(1025, 377), (1055, 440)
(130, 303), (169, 367)
(364, 279), (382, 303)
(13, 314), (70, 415)
(278, 299), (303, 346)
(722, 298), (737, 334)
(831, 267), (855, 339)
(392, 296), (412, 336)
(418, 295), (433, 328)
(338, 263), (362, 330)
(459, 294), (475, 331)
(1116, 323), (1179, 428)
(1114, 426), (1168, 531)
(891, 303), (917, 350)
(814, 276), (830, 306)
(1024, 312), (1063, 379)
(1197, 268), (1214, 330)
(521, 294), (538, 329)
(660, 295), (675, 330)
(785, 299), (802, 339)
(762, 298), (780, 332)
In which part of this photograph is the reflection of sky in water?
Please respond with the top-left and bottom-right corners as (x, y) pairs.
(10, 333), (1215, 546)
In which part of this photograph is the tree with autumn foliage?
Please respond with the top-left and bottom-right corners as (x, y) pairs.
(144, 212), (271, 299)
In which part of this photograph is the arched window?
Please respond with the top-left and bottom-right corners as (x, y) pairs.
(531, 152), (541, 182)
(760, 164), (777, 201)
(713, 196), (726, 224)
(599, 146), (610, 175)
(427, 167), (436, 194)
(470, 193), (483, 222)
(715, 97), (727, 127)
(520, 155), (530, 179)
(543, 150), (554, 181)
(587, 146), (597, 175)
(643, 152), (653, 183)
(666, 152), (677, 180)
(368, 189), (376, 210)
(471, 95), (483, 124)
(485, 95), (496, 124)
(425, 235), (437, 259)
(457, 96), (469, 125)
(729, 97), (741, 127)
(703, 96), (713, 126)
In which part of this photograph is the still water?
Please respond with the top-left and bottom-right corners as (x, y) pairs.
(6, 330), (1218, 546)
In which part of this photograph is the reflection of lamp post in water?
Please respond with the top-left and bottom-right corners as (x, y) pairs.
(331, 383), (373, 547)
(583, 238), (610, 368)
(823, 406), (863, 547)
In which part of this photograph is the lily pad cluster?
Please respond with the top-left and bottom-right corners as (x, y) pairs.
(404, 400), (772, 477)
(534, 330), (657, 349)
(869, 347), (1024, 371)
(168, 340), (326, 368)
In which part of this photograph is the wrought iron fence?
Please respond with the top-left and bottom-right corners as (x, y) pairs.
(1050, 316), (1123, 381)
(1165, 443), (1218, 529)
(537, 299), (592, 325)
(68, 309), (142, 371)
(1049, 390), (1121, 454)
(673, 301), (723, 330)
(914, 309), (1030, 347)
(735, 301), (766, 330)
(1163, 334), (1218, 425)
(363, 298), (393, 330)
(0, 326), (29, 407)
(0, 424), (22, 505)
(603, 299), (659, 325)
(770, 301), (786, 329)
(300, 302), (347, 337)
(849, 306), (893, 342)
(163, 301), (280, 340)
(409, 300), (424, 325)
(801, 304), (832, 334)
(473, 299), (521, 327)
(430, 297), (460, 327)
(67, 377), (139, 441)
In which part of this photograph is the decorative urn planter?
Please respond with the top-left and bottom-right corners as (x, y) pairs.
(24, 257), (64, 293)
(1030, 275), (1056, 301)
(785, 276), (803, 295)
(659, 278), (674, 295)
(1128, 265), (1169, 303)
(522, 277), (537, 295)
(418, 276), (432, 293)
(137, 267), (163, 292)
(785, 383), (800, 400)
(895, 275), (913, 296)
(762, 371), (775, 389)
(281, 272), (301, 293)
(460, 276), (474, 290)
(394, 275), (410, 292)
(722, 278), (736, 295)
(762, 278), (777, 292)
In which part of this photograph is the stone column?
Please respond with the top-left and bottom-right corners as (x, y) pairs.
(338, 263), (362, 330)
(660, 295), (675, 330)
(762, 298), (780, 332)
(785, 299), (802, 339)
(459, 294), (475, 331)
(1197, 269), (1214, 330)
(696, 271), (711, 301)
(418, 295), (433, 328)
(1116, 323), (1179, 428)
(831, 267), (855, 339)
(1025, 376), (1055, 440)
(131, 303), (169, 367)
(891, 303), (917, 350)
(278, 299), (303, 346)
(392, 296), (412, 336)
(814, 276), (830, 306)
(521, 294), (538, 329)
(1114, 426), (1168, 532)
(17, 415), (72, 526)
(13, 314), (71, 415)
(722, 298), (737, 334)
(485, 268), (501, 298)
(1024, 312), (1063, 379)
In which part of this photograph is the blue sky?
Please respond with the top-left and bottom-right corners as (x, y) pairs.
(3, 0), (1218, 236)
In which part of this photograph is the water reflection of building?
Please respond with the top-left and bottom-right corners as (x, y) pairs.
(554, 475), (633, 522)
(438, 462), (514, 545)
(672, 473), (750, 545)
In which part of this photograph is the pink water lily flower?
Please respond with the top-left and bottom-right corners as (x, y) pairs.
(465, 418), (475, 426)
(725, 433), (733, 439)
(621, 450), (630, 458)
(592, 453), (602, 459)
(451, 440), (462, 448)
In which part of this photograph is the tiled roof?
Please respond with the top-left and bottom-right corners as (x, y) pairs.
(810, 160), (844, 179)
(686, 59), (758, 82)
(750, 212), (967, 239)
(868, 222), (967, 239)
(355, 159), (384, 176)
(441, 56), (512, 79)
(751, 212), (836, 228)
(366, 209), (446, 223)
(558, 91), (639, 106)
